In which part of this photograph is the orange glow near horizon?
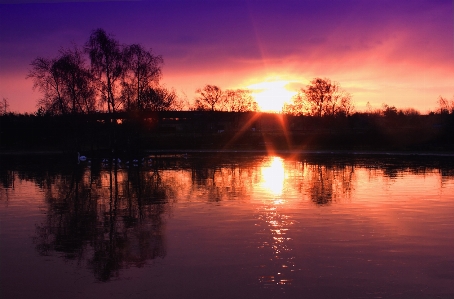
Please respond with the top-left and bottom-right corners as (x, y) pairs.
(249, 80), (297, 112)
(2, 68), (452, 114)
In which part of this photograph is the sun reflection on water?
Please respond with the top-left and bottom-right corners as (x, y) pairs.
(260, 156), (285, 197)
(256, 156), (296, 289)
(257, 205), (296, 288)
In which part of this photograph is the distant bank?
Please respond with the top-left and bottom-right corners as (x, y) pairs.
(1, 111), (453, 154)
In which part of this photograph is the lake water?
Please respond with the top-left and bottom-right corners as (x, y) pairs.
(1, 152), (454, 299)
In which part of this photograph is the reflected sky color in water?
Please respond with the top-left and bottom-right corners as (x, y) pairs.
(1, 154), (454, 299)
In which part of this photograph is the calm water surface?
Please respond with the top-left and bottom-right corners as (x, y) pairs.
(1, 153), (453, 299)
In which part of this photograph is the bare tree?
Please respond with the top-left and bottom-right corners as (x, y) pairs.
(30, 28), (169, 115)
(338, 92), (354, 116)
(121, 44), (163, 111)
(0, 98), (10, 115)
(56, 48), (96, 114)
(85, 29), (124, 113)
(282, 93), (306, 116)
(28, 56), (67, 115)
(382, 104), (398, 117)
(141, 86), (178, 111)
(305, 78), (352, 117)
(28, 48), (95, 115)
(223, 89), (258, 112)
(437, 96), (454, 114)
(193, 85), (224, 111)
(284, 78), (353, 117)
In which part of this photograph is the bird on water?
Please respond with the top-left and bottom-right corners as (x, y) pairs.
(77, 152), (87, 162)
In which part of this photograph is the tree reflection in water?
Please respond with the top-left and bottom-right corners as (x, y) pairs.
(24, 154), (410, 284)
(2, 153), (452, 288)
(305, 164), (354, 205)
(34, 163), (169, 281)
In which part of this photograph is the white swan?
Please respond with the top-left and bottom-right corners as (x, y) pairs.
(142, 157), (153, 165)
(78, 152), (87, 162)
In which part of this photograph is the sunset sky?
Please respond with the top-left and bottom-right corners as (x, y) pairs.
(0, 0), (453, 113)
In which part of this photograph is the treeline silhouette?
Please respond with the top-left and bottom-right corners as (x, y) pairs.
(1, 109), (453, 152)
(2, 28), (453, 153)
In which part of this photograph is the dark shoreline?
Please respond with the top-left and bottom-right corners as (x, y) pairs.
(2, 111), (453, 156)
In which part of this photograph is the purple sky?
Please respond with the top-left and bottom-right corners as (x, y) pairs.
(0, 0), (453, 113)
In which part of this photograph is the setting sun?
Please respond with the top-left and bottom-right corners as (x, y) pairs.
(249, 81), (297, 113)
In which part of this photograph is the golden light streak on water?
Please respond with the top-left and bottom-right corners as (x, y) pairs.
(260, 156), (285, 197)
